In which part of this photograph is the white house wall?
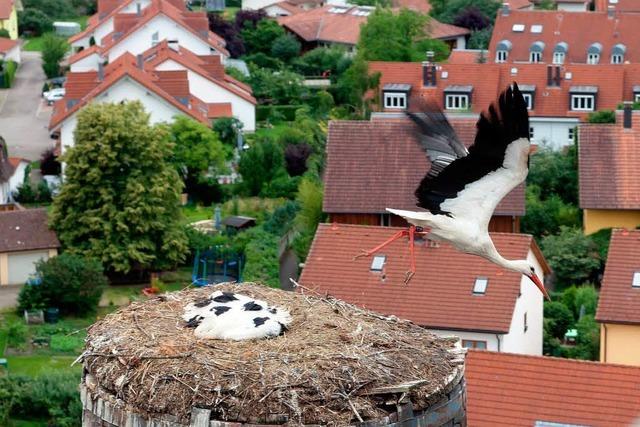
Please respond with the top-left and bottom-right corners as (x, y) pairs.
(428, 329), (501, 351)
(557, 2), (588, 12)
(70, 53), (102, 72)
(71, 16), (115, 49)
(529, 117), (579, 150)
(106, 15), (213, 62)
(8, 162), (27, 196)
(500, 250), (545, 355)
(155, 59), (256, 131)
(3, 45), (21, 63)
(242, 0), (280, 10)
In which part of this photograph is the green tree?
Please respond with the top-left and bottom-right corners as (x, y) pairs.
(0, 29), (10, 38)
(23, 0), (75, 18)
(51, 101), (188, 273)
(430, 0), (500, 24)
(246, 66), (305, 104)
(238, 137), (284, 196)
(291, 176), (325, 260)
(292, 46), (348, 78)
(170, 116), (227, 187)
(528, 144), (578, 204)
(521, 187), (580, 237)
(41, 34), (69, 78)
(213, 117), (243, 147)
(18, 8), (54, 35)
(573, 284), (599, 318)
(544, 301), (574, 339)
(335, 57), (381, 116)
(271, 34), (301, 63)
(587, 110), (615, 123)
(241, 19), (285, 55)
(572, 314), (600, 360)
(541, 227), (601, 288)
(17, 254), (107, 316)
(467, 27), (492, 49)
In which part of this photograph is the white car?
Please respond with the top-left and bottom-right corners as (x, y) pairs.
(44, 88), (65, 104)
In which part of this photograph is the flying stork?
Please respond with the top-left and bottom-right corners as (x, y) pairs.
(358, 83), (549, 299)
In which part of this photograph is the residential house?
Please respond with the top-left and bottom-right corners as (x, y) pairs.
(49, 52), (253, 155)
(0, 36), (20, 63)
(299, 223), (550, 355)
(579, 108), (640, 234)
(489, 6), (640, 65)
(370, 60), (640, 149)
(68, 0), (229, 61)
(595, 0), (640, 12)
(324, 117), (525, 232)
(0, 208), (60, 286)
(69, 41), (256, 130)
(243, 0), (322, 14)
(0, 0), (20, 40)
(596, 229), (640, 366)
(555, 0), (590, 11)
(261, 1), (306, 17)
(466, 350), (640, 426)
(278, 5), (470, 53)
(0, 140), (28, 204)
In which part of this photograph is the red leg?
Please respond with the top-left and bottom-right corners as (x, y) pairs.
(404, 226), (416, 284)
(353, 229), (408, 260)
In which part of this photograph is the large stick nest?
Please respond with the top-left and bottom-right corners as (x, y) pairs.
(82, 283), (462, 426)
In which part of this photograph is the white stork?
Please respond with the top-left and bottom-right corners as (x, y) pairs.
(361, 83), (549, 299)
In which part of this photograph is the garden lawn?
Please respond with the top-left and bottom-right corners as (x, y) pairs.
(23, 36), (46, 52)
(5, 355), (82, 377)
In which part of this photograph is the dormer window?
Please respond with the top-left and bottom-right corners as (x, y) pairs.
(587, 43), (602, 64)
(570, 86), (598, 111)
(529, 41), (545, 63)
(382, 83), (411, 110)
(444, 85), (472, 110)
(495, 40), (512, 63)
(553, 52), (565, 64)
(519, 85), (536, 110)
(553, 42), (568, 64)
(473, 277), (488, 294)
(611, 43), (626, 64)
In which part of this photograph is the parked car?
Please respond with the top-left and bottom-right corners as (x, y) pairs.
(44, 88), (65, 105)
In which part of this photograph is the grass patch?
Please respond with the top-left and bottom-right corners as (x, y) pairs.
(23, 36), (46, 52)
(181, 204), (213, 225)
(7, 419), (48, 427)
(4, 355), (82, 377)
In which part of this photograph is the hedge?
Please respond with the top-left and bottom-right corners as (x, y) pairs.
(256, 105), (300, 122)
(0, 60), (17, 88)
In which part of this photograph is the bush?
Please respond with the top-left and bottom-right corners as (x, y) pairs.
(284, 143), (312, 176)
(587, 110), (615, 124)
(6, 321), (28, 349)
(271, 34), (301, 63)
(40, 148), (62, 175)
(260, 174), (300, 199)
(263, 201), (300, 235)
(18, 8), (53, 35)
(0, 60), (17, 88)
(541, 227), (601, 288)
(0, 29), (9, 38)
(256, 105), (299, 122)
(543, 301), (573, 339)
(41, 34), (69, 78)
(18, 253), (107, 316)
(570, 314), (600, 360)
(241, 228), (280, 287)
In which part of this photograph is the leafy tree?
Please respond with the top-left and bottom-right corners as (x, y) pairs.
(235, 9), (267, 31)
(170, 116), (227, 189)
(335, 57), (380, 116)
(284, 143), (312, 176)
(521, 187), (580, 237)
(51, 101), (188, 273)
(291, 176), (325, 260)
(292, 46), (348, 78)
(544, 301), (574, 339)
(573, 284), (599, 318)
(243, 52), (284, 70)
(263, 200), (300, 235)
(23, 0), (75, 19)
(41, 34), (69, 78)
(541, 227), (601, 288)
(271, 34), (301, 63)
(467, 27), (493, 49)
(241, 19), (285, 55)
(246, 66), (305, 104)
(572, 314), (600, 360)
(208, 12), (245, 58)
(587, 110), (615, 123)
(19, 8), (53, 36)
(17, 254), (107, 316)
(453, 6), (491, 30)
(538, 0), (555, 10)
(238, 137), (284, 195)
(241, 228), (280, 287)
(430, 0), (500, 24)
(213, 116), (243, 147)
(528, 144), (578, 204)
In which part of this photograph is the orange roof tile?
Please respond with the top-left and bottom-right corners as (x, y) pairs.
(391, 0), (431, 13)
(324, 118), (525, 216)
(7, 157), (26, 168)
(595, 0), (640, 12)
(0, 0), (14, 19)
(579, 111), (640, 209)
(596, 229), (640, 325)
(267, 1), (304, 15)
(466, 350), (640, 426)
(207, 102), (232, 118)
(299, 224), (546, 333)
(0, 36), (18, 53)
(68, 45), (100, 64)
(447, 49), (487, 64)
(489, 9), (640, 64)
(426, 19), (470, 39)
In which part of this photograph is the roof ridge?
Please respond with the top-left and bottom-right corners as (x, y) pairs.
(468, 348), (640, 369)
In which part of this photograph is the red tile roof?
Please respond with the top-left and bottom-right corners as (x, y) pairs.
(0, 209), (60, 252)
(579, 111), (640, 209)
(0, 36), (18, 53)
(0, 0), (14, 19)
(324, 117), (525, 216)
(489, 9), (640, 64)
(391, 0), (431, 12)
(508, 0), (533, 9)
(207, 102), (232, 118)
(447, 49), (486, 64)
(596, 229), (640, 325)
(466, 350), (640, 426)
(369, 61), (640, 121)
(299, 224), (547, 333)
(278, 5), (469, 46)
(8, 157), (27, 168)
(266, 1), (304, 15)
(68, 45), (100, 64)
(595, 0), (640, 12)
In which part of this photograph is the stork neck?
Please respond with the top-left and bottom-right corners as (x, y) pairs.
(483, 245), (522, 273)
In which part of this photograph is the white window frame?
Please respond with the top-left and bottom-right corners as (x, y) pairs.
(496, 50), (508, 63)
(587, 53), (600, 64)
(553, 52), (565, 64)
(632, 271), (640, 288)
(445, 94), (469, 110)
(522, 93), (533, 110)
(473, 277), (488, 294)
(530, 51), (542, 63)
(612, 53), (623, 64)
(568, 127), (575, 142)
(370, 255), (386, 272)
(383, 92), (407, 109)
(571, 94), (595, 111)
(529, 126), (534, 140)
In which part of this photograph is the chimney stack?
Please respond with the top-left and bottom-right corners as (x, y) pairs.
(136, 2), (141, 15)
(608, 5), (615, 18)
(98, 62), (104, 81)
(502, 2), (510, 16)
(623, 101), (632, 129)
(422, 51), (436, 87)
(136, 54), (143, 69)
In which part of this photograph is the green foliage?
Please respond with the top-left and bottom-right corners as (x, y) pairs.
(213, 117), (243, 147)
(243, 52), (284, 70)
(238, 138), (284, 196)
(261, 174), (301, 199)
(430, 0), (500, 24)
(537, 0), (555, 10)
(571, 314), (600, 360)
(169, 116), (227, 185)
(51, 101), (188, 273)
(241, 19), (285, 55)
(1, 60), (17, 88)
(292, 177), (325, 260)
(0, 29), (9, 38)
(241, 228), (280, 287)
(0, 373), (82, 426)
(18, 9), (54, 35)
(23, 0), (75, 19)
(590, 227), (613, 261)
(467, 27), (492, 49)
(543, 301), (573, 339)
(541, 227), (601, 289)
(573, 284), (599, 318)
(335, 57), (380, 116)
(521, 187), (580, 237)
(263, 201), (300, 235)
(49, 334), (84, 352)
(89, 35), (96, 46)
(587, 110), (616, 124)
(247, 66), (305, 104)
(17, 253), (107, 316)
(6, 322), (28, 350)
(271, 34), (301, 63)
(292, 46), (349, 78)
(41, 34), (69, 78)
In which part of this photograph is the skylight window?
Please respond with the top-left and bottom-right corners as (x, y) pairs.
(512, 24), (525, 32)
(370, 255), (386, 272)
(632, 272), (640, 288)
(530, 25), (543, 33)
(473, 277), (488, 294)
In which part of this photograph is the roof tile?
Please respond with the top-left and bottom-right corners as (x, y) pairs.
(0, 209), (60, 252)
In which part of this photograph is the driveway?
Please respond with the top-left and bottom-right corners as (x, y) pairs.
(0, 285), (21, 310)
(0, 51), (55, 161)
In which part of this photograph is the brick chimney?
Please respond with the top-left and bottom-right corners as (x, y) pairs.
(608, 5), (615, 18)
(422, 51), (436, 87)
(97, 62), (104, 81)
(502, 2), (510, 16)
(136, 54), (144, 69)
(623, 101), (632, 129)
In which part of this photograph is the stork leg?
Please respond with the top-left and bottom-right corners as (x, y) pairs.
(353, 229), (408, 260)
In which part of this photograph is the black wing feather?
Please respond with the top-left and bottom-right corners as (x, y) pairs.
(414, 83), (529, 215)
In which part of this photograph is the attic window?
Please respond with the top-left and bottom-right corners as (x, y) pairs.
(632, 272), (640, 288)
(473, 277), (488, 294)
(512, 24), (525, 32)
(530, 25), (543, 33)
(328, 6), (347, 13)
(370, 255), (386, 272)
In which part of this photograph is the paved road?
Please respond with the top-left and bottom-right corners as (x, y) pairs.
(0, 51), (55, 161)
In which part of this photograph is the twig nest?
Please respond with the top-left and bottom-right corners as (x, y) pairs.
(83, 283), (463, 426)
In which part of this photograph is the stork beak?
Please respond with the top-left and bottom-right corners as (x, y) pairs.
(528, 273), (550, 301)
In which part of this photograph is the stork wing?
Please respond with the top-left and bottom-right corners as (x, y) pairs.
(414, 83), (530, 225)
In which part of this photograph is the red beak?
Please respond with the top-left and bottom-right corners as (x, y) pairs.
(528, 273), (550, 300)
